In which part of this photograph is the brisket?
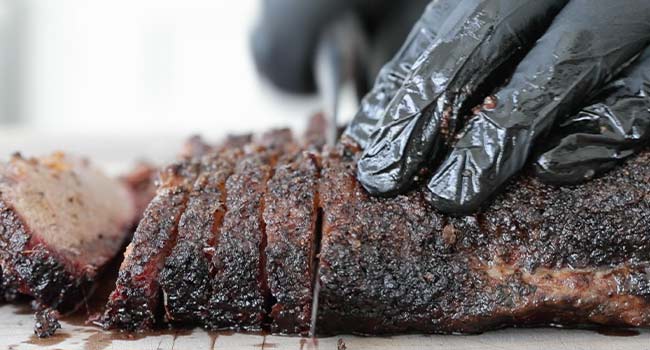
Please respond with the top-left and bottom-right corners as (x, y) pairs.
(159, 148), (244, 324)
(262, 114), (326, 334)
(316, 143), (650, 334)
(101, 120), (649, 334)
(102, 159), (200, 330)
(207, 129), (294, 330)
(0, 153), (136, 331)
(263, 152), (320, 334)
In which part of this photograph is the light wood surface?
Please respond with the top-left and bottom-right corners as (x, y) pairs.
(0, 304), (648, 350)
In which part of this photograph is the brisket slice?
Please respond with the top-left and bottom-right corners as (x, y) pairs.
(316, 143), (650, 334)
(207, 129), (294, 330)
(262, 114), (326, 334)
(263, 152), (320, 334)
(102, 159), (200, 331)
(159, 148), (244, 324)
(0, 153), (136, 310)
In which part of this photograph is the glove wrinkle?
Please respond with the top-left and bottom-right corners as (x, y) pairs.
(356, 0), (568, 196)
(429, 0), (650, 214)
(535, 47), (650, 185)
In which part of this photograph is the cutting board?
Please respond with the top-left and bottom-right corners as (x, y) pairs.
(1, 303), (648, 350)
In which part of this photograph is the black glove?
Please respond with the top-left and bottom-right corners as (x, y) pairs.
(534, 47), (650, 184)
(251, 0), (430, 94)
(347, 0), (650, 215)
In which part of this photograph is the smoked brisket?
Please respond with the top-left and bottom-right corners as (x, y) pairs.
(207, 129), (294, 330)
(0, 153), (136, 334)
(103, 124), (649, 334)
(102, 159), (200, 330)
(263, 152), (320, 334)
(159, 148), (244, 324)
(316, 144), (650, 334)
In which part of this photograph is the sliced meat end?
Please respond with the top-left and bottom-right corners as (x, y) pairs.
(0, 153), (135, 310)
(102, 160), (200, 331)
(159, 148), (243, 325)
(264, 152), (321, 335)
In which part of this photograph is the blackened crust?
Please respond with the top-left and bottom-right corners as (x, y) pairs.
(0, 200), (92, 309)
(264, 152), (320, 334)
(102, 161), (200, 331)
(159, 149), (243, 324)
(317, 145), (650, 335)
(207, 152), (273, 330)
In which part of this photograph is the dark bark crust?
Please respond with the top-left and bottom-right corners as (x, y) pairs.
(0, 200), (91, 310)
(102, 160), (200, 331)
(159, 149), (243, 324)
(207, 129), (294, 330)
(207, 152), (273, 330)
(317, 145), (650, 335)
(264, 152), (320, 334)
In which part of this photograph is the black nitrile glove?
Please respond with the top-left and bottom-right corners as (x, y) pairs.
(348, 0), (650, 215)
(251, 0), (430, 94)
(534, 47), (650, 184)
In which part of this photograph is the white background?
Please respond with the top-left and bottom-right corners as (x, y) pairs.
(0, 0), (325, 166)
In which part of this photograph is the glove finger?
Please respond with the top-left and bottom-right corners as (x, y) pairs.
(356, 0), (568, 195)
(428, 0), (650, 215)
(535, 47), (650, 184)
(345, 0), (458, 148)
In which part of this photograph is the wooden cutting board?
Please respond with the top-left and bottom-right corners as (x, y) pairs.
(1, 304), (648, 350)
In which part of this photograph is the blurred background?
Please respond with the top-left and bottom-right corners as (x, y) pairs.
(0, 0), (324, 169)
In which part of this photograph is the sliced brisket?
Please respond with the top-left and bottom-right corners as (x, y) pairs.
(159, 148), (244, 324)
(207, 129), (294, 330)
(263, 152), (320, 334)
(0, 152), (136, 318)
(316, 144), (650, 334)
(102, 159), (200, 330)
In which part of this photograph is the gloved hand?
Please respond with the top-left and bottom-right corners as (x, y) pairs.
(251, 0), (431, 94)
(346, 0), (650, 215)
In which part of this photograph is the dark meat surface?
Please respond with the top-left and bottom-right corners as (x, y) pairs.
(316, 143), (650, 334)
(263, 152), (320, 334)
(0, 153), (136, 311)
(159, 148), (244, 324)
(207, 129), (294, 330)
(102, 160), (200, 331)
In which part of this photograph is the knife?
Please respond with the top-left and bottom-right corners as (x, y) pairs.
(314, 13), (368, 147)
(310, 13), (368, 337)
